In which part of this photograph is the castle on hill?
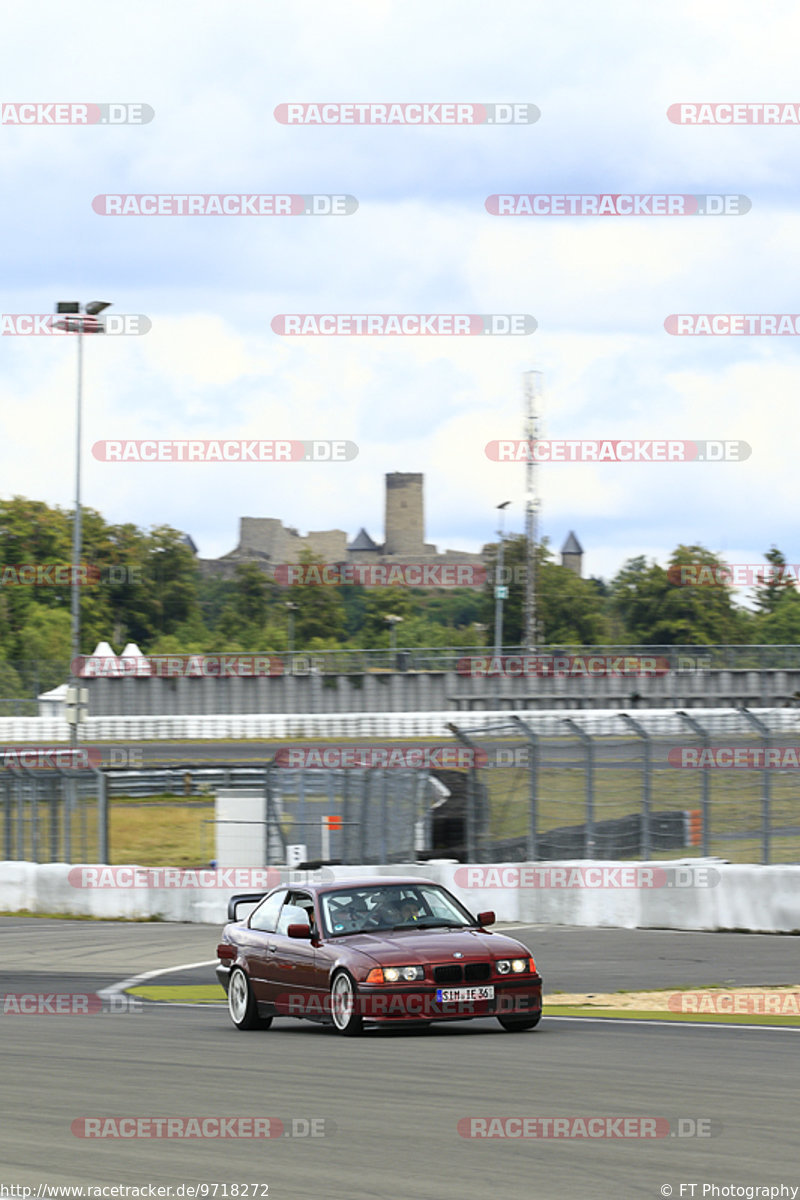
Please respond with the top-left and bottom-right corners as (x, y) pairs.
(196, 473), (583, 585)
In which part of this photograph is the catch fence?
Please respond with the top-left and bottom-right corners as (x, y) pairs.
(2, 706), (798, 866)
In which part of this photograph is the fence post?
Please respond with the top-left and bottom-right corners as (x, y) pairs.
(15, 773), (25, 860)
(359, 770), (370, 862)
(511, 716), (538, 862)
(380, 770), (388, 863)
(49, 774), (60, 862)
(677, 711), (712, 857)
(738, 708), (772, 865)
(342, 770), (352, 863)
(94, 768), (109, 863)
(446, 724), (482, 862)
(3, 775), (11, 860)
(564, 719), (595, 858)
(298, 768), (306, 860)
(29, 769), (39, 862)
(264, 765), (286, 864)
(618, 714), (652, 859)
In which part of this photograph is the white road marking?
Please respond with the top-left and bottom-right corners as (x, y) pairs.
(545, 1015), (800, 1032)
(97, 958), (217, 1000)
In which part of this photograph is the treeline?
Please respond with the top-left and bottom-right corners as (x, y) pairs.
(1, 498), (798, 687)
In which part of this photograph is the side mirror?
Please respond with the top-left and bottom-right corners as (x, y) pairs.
(287, 923), (312, 940)
(477, 910), (495, 927)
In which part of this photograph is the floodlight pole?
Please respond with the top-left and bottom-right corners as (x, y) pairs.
(54, 301), (112, 748)
(70, 325), (84, 751)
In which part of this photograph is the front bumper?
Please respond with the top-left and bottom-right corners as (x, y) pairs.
(355, 974), (543, 1023)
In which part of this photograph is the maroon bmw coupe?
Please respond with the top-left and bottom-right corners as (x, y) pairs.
(216, 875), (542, 1036)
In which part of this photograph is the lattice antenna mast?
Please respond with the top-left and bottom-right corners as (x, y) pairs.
(523, 370), (542, 650)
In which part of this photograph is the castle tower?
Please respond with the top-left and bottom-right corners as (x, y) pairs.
(561, 531), (584, 577)
(384, 472), (424, 556)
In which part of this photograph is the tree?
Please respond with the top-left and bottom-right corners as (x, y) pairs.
(752, 547), (796, 615)
(610, 546), (751, 644)
(283, 549), (347, 647)
(754, 592), (800, 642)
(230, 563), (275, 627)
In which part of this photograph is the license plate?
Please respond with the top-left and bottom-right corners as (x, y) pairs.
(436, 986), (495, 1002)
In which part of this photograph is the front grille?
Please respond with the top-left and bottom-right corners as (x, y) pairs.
(433, 965), (462, 984)
(464, 962), (491, 982)
(432, 962), (492, 984)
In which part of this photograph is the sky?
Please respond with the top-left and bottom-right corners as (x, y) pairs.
(1, 0), (798, 589)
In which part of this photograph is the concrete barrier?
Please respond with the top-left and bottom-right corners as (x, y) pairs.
(2, 859), (799, 932)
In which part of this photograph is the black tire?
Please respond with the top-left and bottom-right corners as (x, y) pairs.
(330, 970), (364, 1037)
(227, 966), (273, 1031)
(497, 1014), (541, 1032)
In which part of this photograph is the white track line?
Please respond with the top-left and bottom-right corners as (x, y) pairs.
(98, 964), (800, 1030)
(97, 958), (217, 1001)
(545, 1015), (800, 1032)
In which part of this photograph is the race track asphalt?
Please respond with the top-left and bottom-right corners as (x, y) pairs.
(1, 919), (798, 1200)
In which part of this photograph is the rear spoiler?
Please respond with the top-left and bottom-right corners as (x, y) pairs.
(227, 892), (268, 921)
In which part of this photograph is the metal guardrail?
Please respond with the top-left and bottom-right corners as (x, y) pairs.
(174, 644), (800, 673)
(6, 646), (800, 698)
(454, 709), (800, 866)
(3, 707), (800, 867)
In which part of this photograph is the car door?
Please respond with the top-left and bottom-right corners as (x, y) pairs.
(270, 891), (327, 1017)
(240, 888), (286, 1004)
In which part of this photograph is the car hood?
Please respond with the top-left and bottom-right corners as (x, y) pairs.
(331, 926), (530, 967)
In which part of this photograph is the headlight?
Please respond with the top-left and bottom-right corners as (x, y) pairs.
(381, 965), (424, 983)
(496, 958), (530, 975)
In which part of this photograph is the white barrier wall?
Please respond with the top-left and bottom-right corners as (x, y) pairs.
(2, 707), (799, 742)
(1, 859), (799, 933)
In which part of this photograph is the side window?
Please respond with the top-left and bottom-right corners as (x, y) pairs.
(276, 892), (316, 936)
(249, 889), (287, 932)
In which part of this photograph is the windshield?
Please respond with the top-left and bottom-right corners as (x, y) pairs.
(320, 883), (476, 936)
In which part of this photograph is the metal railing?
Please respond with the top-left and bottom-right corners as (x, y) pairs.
(6, 646), (800, 696)
(3, 706), (799, 867)
(452, 708), (800, 866)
